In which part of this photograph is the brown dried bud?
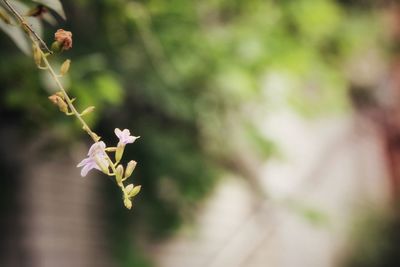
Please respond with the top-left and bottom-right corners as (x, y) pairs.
(54, 29), (72, 51)
(48, 94), (68, 113)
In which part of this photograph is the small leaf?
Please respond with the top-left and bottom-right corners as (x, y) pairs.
(32, 0), (66, 20)
(0, 18), (30, 54)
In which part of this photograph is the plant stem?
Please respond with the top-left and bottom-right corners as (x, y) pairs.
(40, 51), (97, 140)
(38, 47), (121, 186)
(3, 0), (130, 202)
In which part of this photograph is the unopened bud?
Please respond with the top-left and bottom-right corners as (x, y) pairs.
(81, 106), (95, 116)
(124, 197), (132, 209)
(128, 185), (141, 198)
(33, 45), (42, 67)
(125, 160), (137, 178)
(125, 184), (134, 195)
(51, 41), (62, 53)
(60, 59), (71, 75)
(55, 91), (65, 99)
(115, 165), (124, 184)
(48, 94), (68, 113)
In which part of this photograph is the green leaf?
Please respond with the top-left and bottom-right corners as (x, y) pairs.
(32, 0), (65, 20)
(0, 1), (43, 55)
(0, 5), (30, 54)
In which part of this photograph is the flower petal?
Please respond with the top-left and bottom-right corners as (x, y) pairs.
(122, 129), (130, 136)
(125, 136), (136, 144)
(80, 163), (94, 177)
(77, 157), (91, 167)
(114, 128), (122, 138)
(88, 141), (106, 156)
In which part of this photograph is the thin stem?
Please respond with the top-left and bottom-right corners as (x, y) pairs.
(38, 48), (122, 190)
(3, 0), (133, 205)
(40, 51), (98, 141)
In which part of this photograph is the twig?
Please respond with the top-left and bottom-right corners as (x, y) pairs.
(2, 0), (140, 209)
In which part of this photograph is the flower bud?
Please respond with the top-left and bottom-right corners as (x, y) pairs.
(124, 198), (132, 209)
(128, 185), (141, 198)
(48, 94), (68, 113)
(56, 91), (65, 99)
(125, 160), (137, 178)
(115, 165), (124, 184)
(80, 106), (95, 116)
(60, 59), (71, 75)
(125, 184), (134, 195)
(33, 44), (42, 67)
(51, 41), (62, 53)
(115, 144), (125, 162)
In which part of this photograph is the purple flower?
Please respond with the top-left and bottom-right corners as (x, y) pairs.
(114, 128), (139, 146)
(77, 141), (109, 177)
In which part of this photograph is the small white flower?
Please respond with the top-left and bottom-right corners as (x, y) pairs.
(114, 128), (139, 146)
(77, 141), (109, 177)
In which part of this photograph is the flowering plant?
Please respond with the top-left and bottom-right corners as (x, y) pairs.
(0, 0), (141, 209)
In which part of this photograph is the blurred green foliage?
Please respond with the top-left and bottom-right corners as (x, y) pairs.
(0, 0), (382, 266)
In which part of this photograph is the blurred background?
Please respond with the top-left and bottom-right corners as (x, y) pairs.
(1, 0), (400, 266)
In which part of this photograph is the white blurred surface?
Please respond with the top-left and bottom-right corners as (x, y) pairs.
(152, 110), (390, 267)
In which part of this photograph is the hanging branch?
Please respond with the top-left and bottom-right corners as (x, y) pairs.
(2, 0), (141, 209)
